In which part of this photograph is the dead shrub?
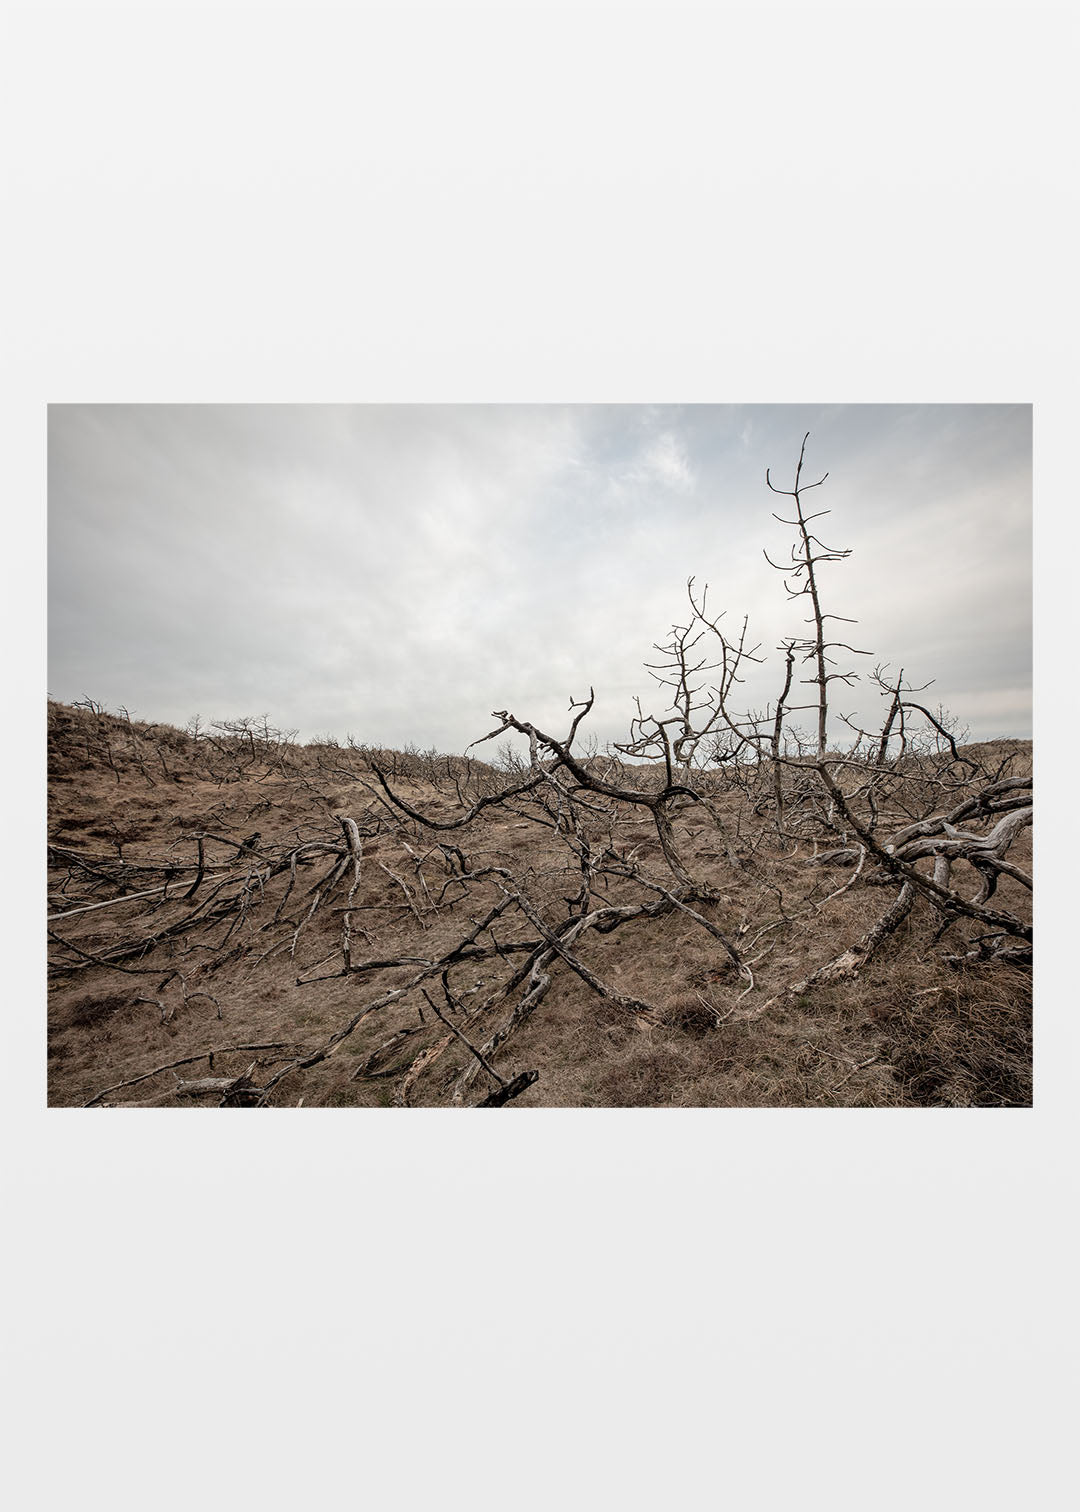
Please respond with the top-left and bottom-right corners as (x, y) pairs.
(661, 988), (726, 1035)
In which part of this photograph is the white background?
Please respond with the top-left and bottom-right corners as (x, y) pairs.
(3, 1), (1075, 1508)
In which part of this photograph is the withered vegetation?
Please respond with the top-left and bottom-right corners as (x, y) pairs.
(48, 438), (1032, 1108)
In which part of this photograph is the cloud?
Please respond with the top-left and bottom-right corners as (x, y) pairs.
(47, 405), (1032, 750)
(630, 430), (696, 492)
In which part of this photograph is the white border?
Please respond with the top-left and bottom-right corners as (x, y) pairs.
(5, 2), (1074, 1506)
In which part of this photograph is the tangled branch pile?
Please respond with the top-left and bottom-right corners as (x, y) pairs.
(48, 439), (1032, 1108)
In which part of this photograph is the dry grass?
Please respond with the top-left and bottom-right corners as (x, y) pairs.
(47, 701), (1032, 1109)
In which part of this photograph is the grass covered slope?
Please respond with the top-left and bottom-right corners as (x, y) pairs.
(47, 700), (1032, 1108)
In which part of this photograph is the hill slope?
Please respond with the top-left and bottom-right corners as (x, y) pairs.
(47, 701), (1032, 1108)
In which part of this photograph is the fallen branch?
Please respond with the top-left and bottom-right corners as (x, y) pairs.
(476, 1070), (540, 1107)
(254, 895), (523, 1102)
(784, 882), (916, 997)
(84, 1043), (309, 1108)
(393, 1035), (453, 1107)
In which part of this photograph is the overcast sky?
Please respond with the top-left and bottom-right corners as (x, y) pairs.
(47, 404), (1031, 755)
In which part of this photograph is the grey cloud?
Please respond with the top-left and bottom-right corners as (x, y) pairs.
(48, 404), (1032, 751)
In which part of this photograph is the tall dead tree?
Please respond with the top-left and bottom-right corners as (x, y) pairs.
(763, 433), (868, 758)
